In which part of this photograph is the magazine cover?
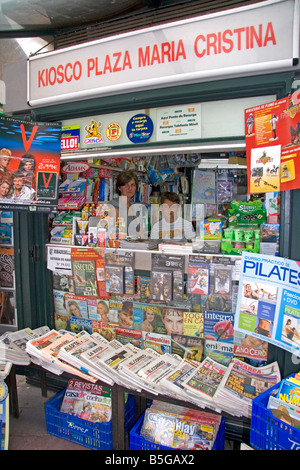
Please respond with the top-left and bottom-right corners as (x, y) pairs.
(69, 317), (92, 334)
(161, 307), (185, 336)
(183, 311), (204, 337)
(87, 298), (110, 321)
(64, 293), (88, 319)
(91, 320), (117, 342)
(171, 333), (204, 363)
(133, 302), (162, 333)
(187, 257), (210, 295)
(204, 311), (235, 343)
(60, 378), (112, 423)
(142, 331), (172, 354)
(151, 253), (185, 303)
(105, 265), (124, 295)
(114, 325), (143, 348)
(233, 331), (268, 362)
(0, 116), (61, 212)
(71, 247), (108, 298)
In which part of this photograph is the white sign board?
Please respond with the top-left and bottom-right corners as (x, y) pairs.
(28, 0), (299, 106)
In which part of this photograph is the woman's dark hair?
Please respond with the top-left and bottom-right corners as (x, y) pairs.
(116, 170), (138, 195)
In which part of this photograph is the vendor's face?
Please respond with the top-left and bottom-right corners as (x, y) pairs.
(162, 199), (179, 223)
(119, 178), (137, 199)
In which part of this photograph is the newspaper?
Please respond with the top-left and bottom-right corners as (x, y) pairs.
(136, 353), (182, 395)
(0, 360), (12, 379)
(80, 339), (123, 385)
(181, 357), (227, 411)
(0, 326), (50, 366)
(160, 359), (199, 402)
(57, 330), (108, 374)
(213, 358), (281, 418)
(26, 329), (65, 374)
(95, 343), (139, 389)
(118, 348), (161, 394)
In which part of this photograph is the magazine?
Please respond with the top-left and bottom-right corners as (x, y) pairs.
(60, 378), (112, 423)
(267, 393), (300, 429)
(140, 400), (221, 450)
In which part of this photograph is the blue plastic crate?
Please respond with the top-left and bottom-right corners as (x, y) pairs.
(130, 413), (225, 450)
(45, 388), (135, 450)
(251, 380), (300, 450)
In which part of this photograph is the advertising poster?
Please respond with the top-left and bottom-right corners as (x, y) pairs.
(234, 251), (300, 356)
(0, 116), (61, 212)
(245, 89), (300, 193)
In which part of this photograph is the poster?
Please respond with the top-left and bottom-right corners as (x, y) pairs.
(245, 90), (300, 192)
(0, 116), (61, 212)
(234, 251), (300, 356)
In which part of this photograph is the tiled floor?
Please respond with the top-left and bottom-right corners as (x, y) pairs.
(8, 375), (88, 451)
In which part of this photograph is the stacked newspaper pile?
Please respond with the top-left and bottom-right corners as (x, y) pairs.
(180, 357), (228, 412)
(0, 360), (12, 379)
(159, 359), (200, 402)
(119, 352), (182, 395)
(80, 339), (139, 389)
(26, 329), (99, 382)
(0, 326), (50, 367)
(213, 358), (281, 418)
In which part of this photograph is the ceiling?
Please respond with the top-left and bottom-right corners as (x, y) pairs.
(0, 0), (267, 76)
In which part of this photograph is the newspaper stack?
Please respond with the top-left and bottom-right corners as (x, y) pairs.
(133, 353), (182, 395)
(26, 329), (98, 382)
(57, 330), (115, 385)
(80, 339), (129, 386)
(159, 359), (200, 402)
(181, 357), (228, 412)
(0, 326), (50, 366)
(87, 342), (140, 389)
(0, 360), (12, 379)
(213, 358), (281, 418)
(117, 348), (162, 393)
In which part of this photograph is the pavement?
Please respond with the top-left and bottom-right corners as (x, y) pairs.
(7, 375), (88, 451)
